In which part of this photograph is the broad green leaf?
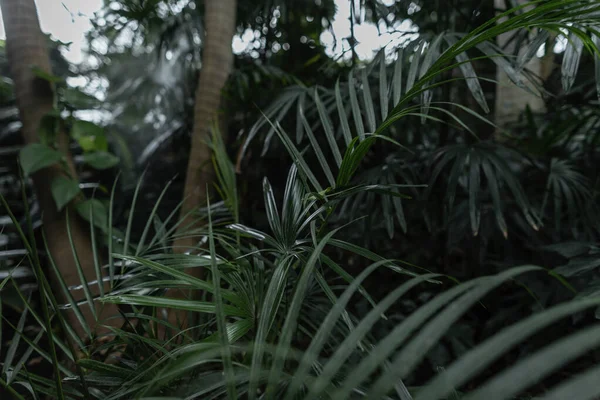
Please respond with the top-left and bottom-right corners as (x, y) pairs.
(82, 151), (120, 170)
(50, 176), (81, 211)
(337, 136), (377, 187)
(71, 120), (108, 152)
(19, 143), (63, 176)
(37, 111), (61, 146)
(76, 198), (108, 232)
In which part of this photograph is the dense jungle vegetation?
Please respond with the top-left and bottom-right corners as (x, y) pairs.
(1, 0), (600, 398)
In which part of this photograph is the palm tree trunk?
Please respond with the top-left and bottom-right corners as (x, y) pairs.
(174, 0), (236, 252)
(162, 0), (236, 332)
(0, 0), (118, 340)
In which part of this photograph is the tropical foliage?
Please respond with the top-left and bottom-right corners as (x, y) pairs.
(1, 0), (600, 399)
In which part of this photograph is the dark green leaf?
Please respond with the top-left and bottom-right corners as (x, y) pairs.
(50, 176), (81, 211)
(71, 120), (108, 152)
(82, 151), (120, 170)
(19, 143), (63, 176)
(37, 111), (61, 146)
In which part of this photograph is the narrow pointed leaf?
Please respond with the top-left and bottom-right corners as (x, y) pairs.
(445, 35), (490, 113)
(461, 324), (600, 400)
(379, 53), (389, 120)
(314, 88), (342, 167)
(393, 49), (404, 106)
(406, 44), (421, 96)
(348, 70), (365, 140)
(367, 266), (541, 398)
(300, 104), (336, 187)
(361, 68), (377, 132)
(249, 257), (293, 400)
(417, 296), (600, 400)
(335, 80), (353, 146)
(562, 32), (584, 93)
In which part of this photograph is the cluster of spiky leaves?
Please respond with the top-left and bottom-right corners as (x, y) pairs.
(2, 1), (600, 399)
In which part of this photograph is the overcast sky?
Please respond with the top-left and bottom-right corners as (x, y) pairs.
(0, 0), (416, 64)
(0, 0), (103, 64)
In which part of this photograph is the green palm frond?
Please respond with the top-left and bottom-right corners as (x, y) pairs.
(541, 158), (594, 234)
(3, 2), (600, 400)
(428, 142), (540, 237)
(36, 262), (597, 400)
(247, 1), (600, 154)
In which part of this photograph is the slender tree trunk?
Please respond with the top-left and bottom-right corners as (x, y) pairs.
(1, 0), (118, 341)
(174, 0), (237, 253)
(163, 0), (237, 330)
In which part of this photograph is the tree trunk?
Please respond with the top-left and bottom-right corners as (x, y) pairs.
(175, 0), (237, 252)
(494, 0), (553, 130)
(0, 0), (118, 341)
(163, 0), (237, 330)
